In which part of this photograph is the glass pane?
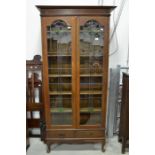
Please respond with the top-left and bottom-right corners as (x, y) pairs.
(27, 111), (31, 119)
(47, 20), (72, 125)
(34, 88), (40, 103)
(50, 95), (72, 125)
(30, 128), (40, 135)
(80, 20), (104, 125)
(47, 20), (71, 56)
(32, 111), (40, 119)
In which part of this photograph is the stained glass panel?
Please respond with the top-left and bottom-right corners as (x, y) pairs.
(80, 20), (104, 125)
(47, 20), (72, 125)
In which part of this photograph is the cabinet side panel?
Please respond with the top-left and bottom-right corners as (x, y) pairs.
(102, 17), (110, 128)
(41, 17), (51, 128)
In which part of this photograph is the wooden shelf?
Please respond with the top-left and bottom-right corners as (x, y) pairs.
(49, 91), (72, 95)
(49, 74), (72, 77)
(50, 108), (101, 113)
(49, 74), (103, 78)
(80, 91), (102, 95)
(49, 74), (102, 77)
(80, 108), (101, 113)
(48, 55), (103, 57)
(48, 55), (71, 57)
(51, 108), (72, 113)
(80, 55), (103, 57)
(80, 74), (102, 77)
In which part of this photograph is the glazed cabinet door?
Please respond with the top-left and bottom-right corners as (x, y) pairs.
(41, 17), (76, 128)
(77, 17), (109, 128)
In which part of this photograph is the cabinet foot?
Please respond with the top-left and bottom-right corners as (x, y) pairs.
(26, 144), (30, 151)
(121, 138), (126, 154)
(47, 143), (51, 153)
(118, 137), (122, 142)
(101, 140), (105, 152)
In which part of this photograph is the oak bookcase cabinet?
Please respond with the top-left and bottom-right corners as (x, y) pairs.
(37, 5), (116, 153)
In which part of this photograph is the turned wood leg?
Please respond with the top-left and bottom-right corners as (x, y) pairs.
(101, 140), (106, 152)
(47, 143), (51, 153)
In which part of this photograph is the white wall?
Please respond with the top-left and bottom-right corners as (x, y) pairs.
(109, 0), (129, 68)
(26, 0), (129, 68)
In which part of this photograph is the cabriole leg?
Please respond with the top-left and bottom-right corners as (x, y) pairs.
(47, 143), (51, 153)
(101, 140), (105, 152)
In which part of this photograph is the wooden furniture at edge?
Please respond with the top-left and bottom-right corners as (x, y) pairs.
(26, 118), (30, 150)
(36, 5), (116, 153)
(26, 55), (45, 141)
(119, 73), (129, 153)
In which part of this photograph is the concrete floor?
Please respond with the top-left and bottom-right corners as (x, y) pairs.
(27, 136), (129, 155)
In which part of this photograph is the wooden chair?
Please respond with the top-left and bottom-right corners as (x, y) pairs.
(26, 55), (45, 141)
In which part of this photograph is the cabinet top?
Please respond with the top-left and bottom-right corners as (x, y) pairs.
(36, 5), (116, 17)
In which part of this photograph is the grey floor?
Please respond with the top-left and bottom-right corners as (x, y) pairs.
(27, 136), (129, 155)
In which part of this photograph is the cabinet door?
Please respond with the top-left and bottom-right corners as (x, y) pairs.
(42, 17), (76, 128)
(77, 17), (109, 128)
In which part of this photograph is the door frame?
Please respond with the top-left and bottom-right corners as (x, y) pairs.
(76, 16), (109, 129)
(41, 16), (77, 129)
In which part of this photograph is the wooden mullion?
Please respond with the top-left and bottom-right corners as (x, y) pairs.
(101, 17), (109, 128)
(76, 17), (80, 128)
(32, 72), (35, 103)
(30, 111), (33, 119)
(71, 16), (77, 128)
(41, 17), (51, 128)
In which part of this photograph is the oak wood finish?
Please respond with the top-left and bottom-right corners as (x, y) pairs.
(36, 5), (116, 17)
(37, 5), (116, 153)
(41, 16), (76, 129)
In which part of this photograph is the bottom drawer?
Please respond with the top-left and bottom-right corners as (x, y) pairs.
(74, 130), (104, 138)
(46, 129), (105, 139)
(46, 130), (74, 138)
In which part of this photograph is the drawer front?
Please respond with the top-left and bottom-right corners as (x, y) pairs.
(74, 130), (104, 138)
(46, 129), (105, 139)
(46, 130), (74, 138)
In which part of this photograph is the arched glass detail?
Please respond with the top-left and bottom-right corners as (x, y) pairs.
(79, 20), (104, 126)
(47, 20), (72, 125)
(47, 20), (71, 55)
